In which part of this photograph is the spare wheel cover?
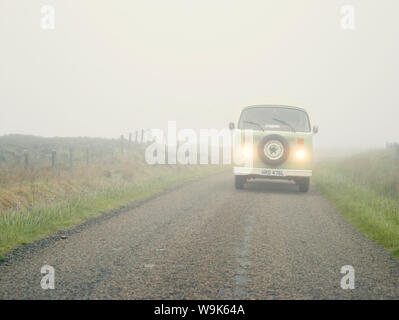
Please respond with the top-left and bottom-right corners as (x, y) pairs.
(258, 134), (290, 166)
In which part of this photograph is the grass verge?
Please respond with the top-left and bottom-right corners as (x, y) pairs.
(0, 166), (224, 254)
(313, 162), (399, 259)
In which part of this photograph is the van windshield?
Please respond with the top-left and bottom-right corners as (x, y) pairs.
(238, 107), (311, 132)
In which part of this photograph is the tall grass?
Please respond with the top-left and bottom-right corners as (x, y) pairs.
(0, 165), (221, 254)
(314, 148), (399, 258)
(0, 135), (225, 254)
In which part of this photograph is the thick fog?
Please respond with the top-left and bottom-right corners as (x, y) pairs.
(1, 0), (398, 149)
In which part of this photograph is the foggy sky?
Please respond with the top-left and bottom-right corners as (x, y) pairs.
(1, 0), (398, 149)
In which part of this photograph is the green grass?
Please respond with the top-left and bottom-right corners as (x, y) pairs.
(0, 134), (228, 255)
(0, 254), (5, 262)
(314, 156), (399, 258)
(0, 166), (223, 254)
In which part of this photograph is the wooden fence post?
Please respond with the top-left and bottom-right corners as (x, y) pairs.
(69, 148), (73, 169)
(120, 135), (125, 153)
(24, 152), (29, 169)
(86, 148), (89, 166)
(51, 150), (56, 168)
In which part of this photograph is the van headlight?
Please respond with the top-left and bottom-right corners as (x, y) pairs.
(242, 146), (253, 159)
(295, 150), (307, 160)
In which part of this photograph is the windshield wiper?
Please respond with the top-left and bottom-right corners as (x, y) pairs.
(272, 118), (296, 133)
(243, 120), (264, 131)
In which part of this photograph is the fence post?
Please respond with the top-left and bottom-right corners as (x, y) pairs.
(141, 129), (144, 144)
(86, 148), (89, 166)
(120, 135), (125, 153)
(24, 152), (29, 169)
(129, 132), (132, 145)
(51, 150), (56, 168)
(69, 148), (73, 169)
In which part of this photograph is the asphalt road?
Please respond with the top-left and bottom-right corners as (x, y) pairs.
(1, 171), (399, 299)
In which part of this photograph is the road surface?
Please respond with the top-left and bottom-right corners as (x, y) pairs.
(1, 171), (399, 299)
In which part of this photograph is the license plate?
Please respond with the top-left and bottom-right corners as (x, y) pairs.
(261, 169), (284, 176)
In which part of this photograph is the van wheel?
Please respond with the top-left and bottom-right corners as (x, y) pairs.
(235, 176), (246, 189)
(297, 178), (310, 192)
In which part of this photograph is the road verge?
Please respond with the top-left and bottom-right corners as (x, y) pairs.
(0, 165), (224, 255)
(313, 153), (399, 258)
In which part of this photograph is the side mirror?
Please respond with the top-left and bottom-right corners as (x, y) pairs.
(313, 125), (319, 134)
(229, 122), (235, 130)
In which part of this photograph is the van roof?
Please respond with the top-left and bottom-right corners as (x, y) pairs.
(242, 105), (308, 112)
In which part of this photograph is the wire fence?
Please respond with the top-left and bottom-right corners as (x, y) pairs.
(0, 130), (152, 171)
(386, 142), (399, 157)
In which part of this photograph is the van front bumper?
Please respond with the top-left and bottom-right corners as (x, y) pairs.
(233, 167), (312, 178)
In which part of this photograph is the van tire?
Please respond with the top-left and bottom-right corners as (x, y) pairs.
(235, 176), (246, 189)
(297, 178), (310, 192)
(258, 135), (290, 166)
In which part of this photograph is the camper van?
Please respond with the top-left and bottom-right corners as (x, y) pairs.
(230, 105), (318, 192)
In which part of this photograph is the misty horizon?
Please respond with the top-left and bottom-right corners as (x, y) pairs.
(1, 0), (398, 149)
